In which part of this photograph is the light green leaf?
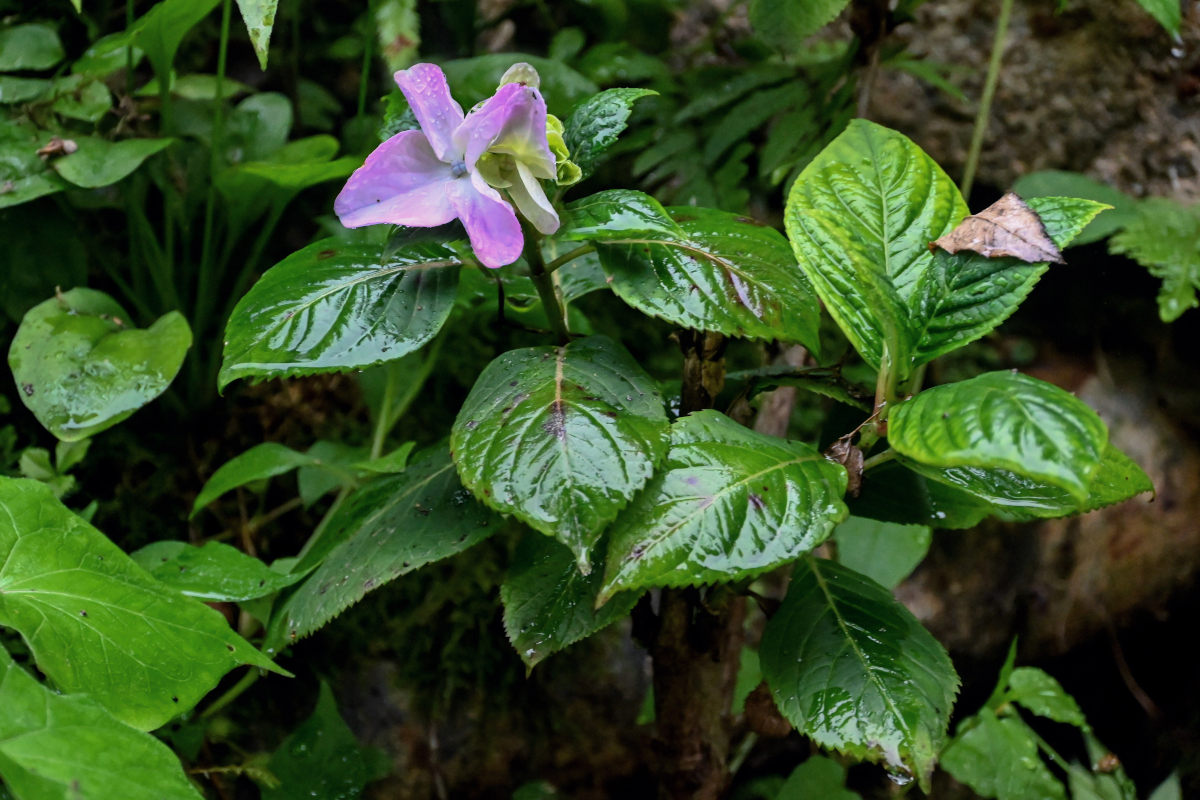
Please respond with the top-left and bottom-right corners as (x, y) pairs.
(560, 191), (822, 349)
(888, 371), (1108, 504)
(501, 533), (640, 669)
(1109, 198), (1200, 323)
(192, 442), (325, 517)
(48, 75), (111, 122)
(1148, 773), (1182, 800)
(776, 755), (860, 800)
(912, 196), (1108, 365)
(353, 441), (416, 474)
(219, 238), (461, 389)
(1068, 764), (1137, 800)
(564, 88), (657, 180)
(130, 0), (221, 89)
(1011, 171), (1137, 245)
(749, 0), (850, 52)
(0, 77), (51, 104)
(1135, 0), (1181, 34)
(374, 0), (420, 72)
(785, 119), (967, 373)
(760, 557), (959, 788)
(0, 25), (64, 71)
(297, 441), (364, 507)
(262, 683), (388, 800)
(234, 0), (278, 70)
(72, 32), (143, 78)
(8, 289), (192, 442)
(53, 137), (173, 188)
(0, 478), (283, 730)
(1007, 667), (1088, 729)
(451, 336), (669, 570)
(0, 649), (202, 800)
(130, 541), (306, 602)
(834, 516), (931, 589)
(268, 448), (498, 647)
(135, 73), (253, 100)
(941, 710), (1066, 800)
(601, 410), (847, 599)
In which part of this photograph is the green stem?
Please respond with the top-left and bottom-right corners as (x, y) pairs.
(545, 244), (594, 273)
(960, 0), (1014, 199)
(195, 0), (233, 343)
(124, 0), (134, 98)
(862, 449), (895, 471)
(200, 668), (259, 719)
(356, 0), (378, 117)
(523, 223), (570, 344)
(369, 368), (398, 461)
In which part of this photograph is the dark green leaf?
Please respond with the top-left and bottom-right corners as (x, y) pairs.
(0, 122), (68, 210)
(1011, 171), (1136, 245)
(0, 25), (64, 71)
(49, 76), (111, 122)
(0, 205), (88, 322)
(219, 238), (461, 389)
(298, 441), (364, 506)
(8, 289), (192, 441)
(1068, 764), (1137, 800)
(53, 137), (174, 189)
(704, 82), (807, 166)
(501, 533), (640, 668)
(888, 371), (1109, 504)
(0, 77), (51, 104)
(564, 88), (657, 180)
(560, 191), (822, 348)
(1109, 198), (1200, 323)
(601, 410), (847, 599)
(131, 0), (221, 86)
(130, 541), (305, 602)
(0, 478), (283, 730)
(760, 557), (958, 788)
(452, 336), (669, 569)
(941, 710), (1066, 800)
(776, 755), (861, 800)
(191, 443), (325, 517)
(749, 0), (851, 52)
(268, 448), (498, 646)
(0, 649), (202, 800)
(834, 516), (931, 589)
(262, 683), (387, 800)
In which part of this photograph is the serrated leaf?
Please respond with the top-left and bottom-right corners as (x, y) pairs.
(192, 442), (328, 517)
(1011, 171), (1137, 245)
(601, 410), (847, 598)
(785, 119), (967, 373)
(0, 478), (283, 730)
(130, 541), (305, 602)
(268, 448), (497, 647)
(234, 0), (277, 70)
(888, 371), (1108, 504)
(1007, 667), (1088, 729)
(912, 196), (1108, 364)
(704, 81), (807, 166)
(220, 238), (461, 389)
(760, 557), (958, 788)
(0, 649), (202, 800)
(1109, 198), (1200, 323)
(501, 534), (640, 669)
(834, 516), (931, 589)
(451, 336), (669, 570)
(942, 710), (1066, 800)
(0, 25), (64, 71)
(560, 191), (822, 349)
(564, 88), (657, 180)
(8, 289), (191, 441)
(261, 683), (387, 800)
(749, 0), (851, 52)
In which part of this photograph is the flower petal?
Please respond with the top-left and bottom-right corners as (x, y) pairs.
(453, 83), (556, 180)
(507, 161), (560, 235)
(334, 130), (456, 228)
(394, 63), (465, 162)
(449, 173), (523, 268)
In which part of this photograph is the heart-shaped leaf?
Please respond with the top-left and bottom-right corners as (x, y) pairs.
(451, 335), (670, 570)
(559, 191), (821, 350)
(601, 410), (848, 599)
(0, 478), (283, 730)
(0, 650), (202, 800)
(887, 371), (1109, 504)
(8, 288), (191, 441)
(760, 557), (959, 789)
(220, 237), (461, 389)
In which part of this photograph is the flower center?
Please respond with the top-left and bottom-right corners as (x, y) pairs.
(450, 160), (469, 178)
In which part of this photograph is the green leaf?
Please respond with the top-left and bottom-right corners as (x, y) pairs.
(262, 683), (387, 800)
(0, 649), (202, 800)
(749, 0), (850, 52)
(0, 478), (283, 730)
(501, 533), (640, 669)
(451, 336), (669, 570)
(888, 371), (1109, 504)
(705, 82), (807, 166)
(941, 710), (1066, 800)
(785, 119), (967, 373)
(1135, 0), (1181, 34)
(834, 516), (931, 589)
(911, 196), (1108, 365)
(8, 289), (192, 442)
(136, 73), (253, 100)
(560, 191), (822, 349)
(0, 122), (68, 210)
(760, 557), (959, 788)
(234, 0), (278, 70)
(53, 136), (174, 189)
(49, 75), (111, 122)
(191, 442), (324, 517)
(601, 410), (847, 599)
(0, 25), (65, 71)
(1007, 667), (1088, 729)
(1068, 764), (1137, 800)
(564, 88), (657, 180)
(776, 755), (861, 800)
(220, 238), (461, 389)
(1011, 171), (1137, 245)
(298, 440), (364, 506)
(0, 77), (52, 104)
(1109, 198), (1200, 323)
(131, 0), (221, 88)
(130, 541), (306, 602)
(268, 448), (497, 647)
(1148, 773), (1182, 800)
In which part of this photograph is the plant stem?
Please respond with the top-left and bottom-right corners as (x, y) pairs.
(356, 0), (378, 118)
(545, 244), (594, 273)
(200, 668), (259, 719)
(862, 449), (895, 471)
(369, 367), (398, 461)
(960, 0), (1014, 199)
(196, 0), (233, 346)
(523, 224), (570, 344)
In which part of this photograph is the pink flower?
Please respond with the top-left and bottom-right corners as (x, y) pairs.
(334, 63), (559, 268)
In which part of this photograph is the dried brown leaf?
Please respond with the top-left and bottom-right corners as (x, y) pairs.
(932, 192), (1065, 264)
